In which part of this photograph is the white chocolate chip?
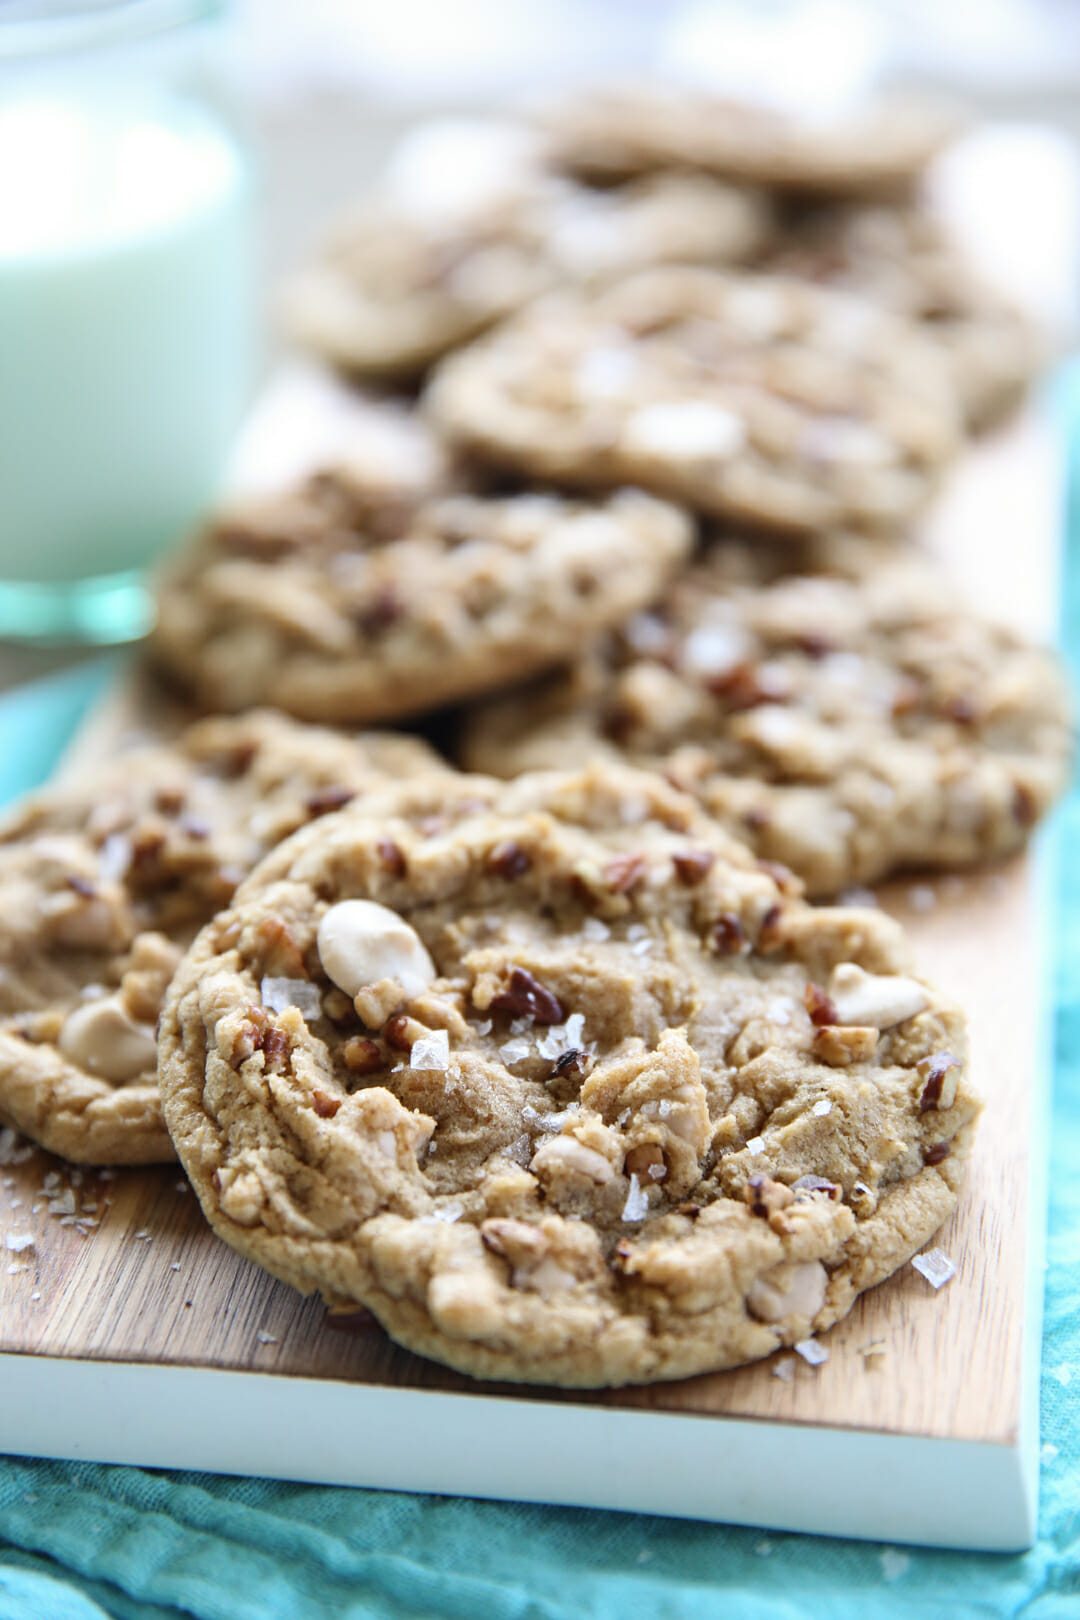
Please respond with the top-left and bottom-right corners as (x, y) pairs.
(529, 1135), (613, 1184)
(57, 995), (157, 1082)
(317, 900), (435, 1000)
(827, 963), (929, 1030)
(746, 1260), (828, 1324)
(622, 400), (746, 462)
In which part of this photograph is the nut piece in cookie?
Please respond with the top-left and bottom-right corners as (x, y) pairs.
(0, 711), (445, 1165)
(159, 763), (980, 1388)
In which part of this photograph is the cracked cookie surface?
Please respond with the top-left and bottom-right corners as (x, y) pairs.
(153, 478), (692, 723)
(424, 267), (962, 535)
(461, 535), (1073, 897)
(0, 712), (444, 1164)
(159, 764), (978, 1387)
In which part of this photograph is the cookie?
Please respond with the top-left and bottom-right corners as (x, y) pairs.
(766, 203), (1045, 430)
(424, 267), (963, 534)
(539, 85), (959, 195)
(0, 712), (445, 1164)
(159, 764), (979, 1388)
(462, 535), (1073, 897)
(152, 478), (693, 723)
(281, 160), (772, 382)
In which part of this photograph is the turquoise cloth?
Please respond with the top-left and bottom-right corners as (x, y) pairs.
(1, 426), (1079, 1616)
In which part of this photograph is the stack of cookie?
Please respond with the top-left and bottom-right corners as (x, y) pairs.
(2, 87), (1072, 1389)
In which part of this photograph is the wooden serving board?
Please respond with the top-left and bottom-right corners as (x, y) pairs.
(0, 126), (1073, 1552)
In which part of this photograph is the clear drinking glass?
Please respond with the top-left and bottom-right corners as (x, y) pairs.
(0, 0), (254, 643)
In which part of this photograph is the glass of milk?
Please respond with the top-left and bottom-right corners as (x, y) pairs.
(0, 0), (254, 642)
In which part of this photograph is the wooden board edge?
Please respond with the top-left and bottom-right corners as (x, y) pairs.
(0, 1351), (1035, 1552)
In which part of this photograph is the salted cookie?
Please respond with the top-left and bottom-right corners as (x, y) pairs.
(539, 85), (959, 195)
(462, 536), (1073, 897)
(0, 712), (445, 1164)
(766, 204), (1045, 430)
(282, 162), (772, 382)
(153, 480), (692, 723)
(424, 267), (962, 534)
(159, 764), (979, 1387)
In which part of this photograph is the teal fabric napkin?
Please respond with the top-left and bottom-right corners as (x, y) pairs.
(1, 412), (1078, 1615)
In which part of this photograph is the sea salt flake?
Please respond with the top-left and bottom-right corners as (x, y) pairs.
(746, 1136), (765, 1156)
(911, 1248), (956, 1290)
(907, 884), (936, 913)
(631, 938), (653, 956)
(626, 924), (650, 942)
(880, 1550), (910, 1583)
(621, 1173), (650, 1223)
(582, 918), (610, 942)
(812, 1099), (832, 1118)
(473, 1019), (493, 1036)
(6, 1261), (27, 1274)
(657, 1100), (672, 1118)
(794, 1338), (829, 1367)
(4, 1232), (33, 1252)
(838, 886), (878, 908)
(431, 1201), (464, 1224)
(255, 1330), (278, 1345)
(0, 1128), (20, 1166)
(261, 976), (322, 1020)
(509, 1016), (533, 1037)
(170, 1263), (181, 1272)
(1041, 1442), (1059, 1464)
(411, 1028), (451, 1072)
(98, 832), (132, 882)
(616, 1108), (631, 1128)
(48, 1190), (76, 1217)
(29, 1292), (40, 1302)
(536, 1013), (587, 1062)
(772, 1356), (796, 1383)
(1050, 1363), (1072, 1387)
(499, 1037), (532, 1065)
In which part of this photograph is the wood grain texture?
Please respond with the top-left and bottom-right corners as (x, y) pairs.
(0, 407), (1057, 1447)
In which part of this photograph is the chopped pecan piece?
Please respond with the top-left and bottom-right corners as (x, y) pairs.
(623, 1142), (667, 1181)
(354, 586), (403, 634)
(384, 1013), (427, 1051)
(261, 1026), (290, 1070)
(604, 853), (647, 894)
(376, 838), (406, 877)
(943, 693), (978, 726)
(758, 859), (799, 895)
(306, 785), (355, 818)
(488, 839), (531, 879)
(711, 913), (747, 955)
(676, 1201), (702, 1220)
(918, 1051), (961, 1113)
(744, 1173), (795, 1220)
(253, 916), (306, 977)
(154, 787), (186, 814)
(672, 849), (715, 885)
(1012, 782), (1038, 828)
(923, 1141), (951, 1166)
(707, 662), (790, 710)
(342, 1036), (383, 1074)
(803, 982), (839, 1026)
(311, 1089), (342, 1119)
(757, 903), (784, 951)
(490, 967), (565, 1025)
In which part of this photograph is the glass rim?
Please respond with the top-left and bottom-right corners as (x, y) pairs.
(0, 0), (224, 60)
